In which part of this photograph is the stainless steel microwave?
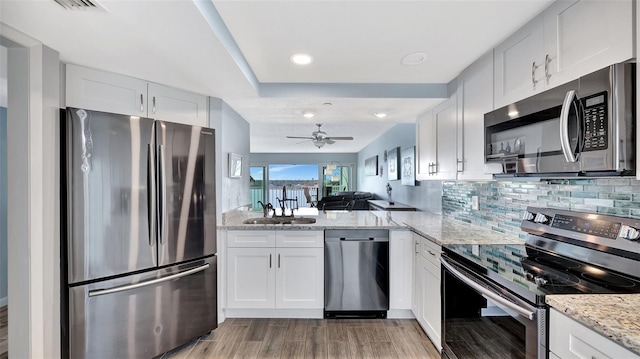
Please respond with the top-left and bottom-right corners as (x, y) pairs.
(484, 63), (635, 177)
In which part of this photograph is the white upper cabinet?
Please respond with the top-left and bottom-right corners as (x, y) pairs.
(66, 64), (148, 117)
(543, 0), (633, 88)
(433, 96), (459, 180)
(494, 16), (545, 108)
(416, 109), (436, 180)
(457, 51), (494, 180)
(494, 0), (633, 109)
(66, 64), (208, 127)
(147, 83), (208, 127)
(416, 94), (459, 181)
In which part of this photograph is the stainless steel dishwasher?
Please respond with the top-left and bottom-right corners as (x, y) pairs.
(324, 229), (389, 318)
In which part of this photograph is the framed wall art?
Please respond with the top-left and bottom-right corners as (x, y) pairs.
(387, 147), (400, 180)
(401, 146), (415, 186)
(229, 153), (243, 178)
(364, 155), (378, 176)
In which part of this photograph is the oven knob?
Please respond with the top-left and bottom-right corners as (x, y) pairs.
(534, 213), (550, 224)
(525, 271), (535, 281)
(534, 276), (548, 286)
(620, 225), (640, 241)
(522, 211), (535, 221)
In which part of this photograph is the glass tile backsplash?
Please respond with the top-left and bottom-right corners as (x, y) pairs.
(442, 178), (640, 240)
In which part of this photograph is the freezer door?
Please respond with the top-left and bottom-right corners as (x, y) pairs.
(156, 122), (216, 266)
(66, 108), (157, 283)
(68, 256), (217, 359)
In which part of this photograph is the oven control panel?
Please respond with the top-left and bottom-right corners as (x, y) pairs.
(550, 214), (621, 239)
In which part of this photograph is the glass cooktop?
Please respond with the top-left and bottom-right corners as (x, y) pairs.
(443, 242), (640, 306)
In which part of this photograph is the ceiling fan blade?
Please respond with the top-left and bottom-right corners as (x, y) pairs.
(324, 136), (354, 141)
(286, 136), (314, 139)
(325, 139), (336, 145)
(296, 139), (312, 144)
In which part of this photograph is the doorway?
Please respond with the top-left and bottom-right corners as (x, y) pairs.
(321, 164), (352, 198)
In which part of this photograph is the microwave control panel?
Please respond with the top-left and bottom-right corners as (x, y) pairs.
(583, 92), (608, 151)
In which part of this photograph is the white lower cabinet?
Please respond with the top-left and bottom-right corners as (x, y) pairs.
(389, 230), (414, 313)
(412, 233), (442, 351)
(226, 230), (324, 313)
(549, 308), (639, 359)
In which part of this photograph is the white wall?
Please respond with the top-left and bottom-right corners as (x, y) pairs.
(357, 124), (442, 213)
(251, 153), (357, 166)
(209, 98), (251, 220)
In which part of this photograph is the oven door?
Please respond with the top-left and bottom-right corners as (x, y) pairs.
(441, 256), (547, 359)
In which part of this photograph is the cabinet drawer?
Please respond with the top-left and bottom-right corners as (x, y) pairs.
(227, 230), (276, 248)
(421, 237), (441, 268)
(276, 230), (324, 248)
(549, 308), (639, 359)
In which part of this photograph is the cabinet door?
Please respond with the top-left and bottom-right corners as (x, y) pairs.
(416, 109), (436, 180)
(275, 247), (324, 309)
(494, 16), (544, 108)
(227, 247), (275, 309)
(147, 83), (208, 127)
(65, 64), (148, 117)
(420, 257), (441, 351)
(543, 0), (633, 88)
(389, 231), (413, 310)
(549, 308), (640, 359)
(458, 51), (494, 181)
(433, 97), (458, 180)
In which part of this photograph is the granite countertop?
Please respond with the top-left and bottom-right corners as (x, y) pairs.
(546, 294), (640, 355)
(221, 208), (521, 246)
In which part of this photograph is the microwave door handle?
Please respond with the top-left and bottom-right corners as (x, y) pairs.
(560, 90), (579, 163)
(441, 257), (536, 321)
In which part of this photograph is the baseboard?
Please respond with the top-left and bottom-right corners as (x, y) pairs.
(387, 309), (415, 319)
(224, 308), (323, 319)
(0, 297), (7, 307)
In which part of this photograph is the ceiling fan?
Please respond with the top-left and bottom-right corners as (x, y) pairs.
(286, 123), (354, 148)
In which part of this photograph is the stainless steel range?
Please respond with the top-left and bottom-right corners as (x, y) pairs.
(441, 206), (640, 359)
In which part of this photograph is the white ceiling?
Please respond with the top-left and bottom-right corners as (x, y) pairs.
(0, 0), (553, 153)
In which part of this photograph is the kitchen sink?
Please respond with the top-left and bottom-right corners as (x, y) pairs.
(279, 218), (316, 225)
(241, 217), (316, 225)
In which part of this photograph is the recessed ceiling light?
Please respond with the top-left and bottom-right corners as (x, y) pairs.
(373, 112), (388, 119)
(323, 102), (333, 106)
(302, 110), (315, 119)
(401, 52), (428, 66)
(290, 53), (313, 65)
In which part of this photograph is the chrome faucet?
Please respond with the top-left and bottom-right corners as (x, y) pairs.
(257, 201), (274, 218)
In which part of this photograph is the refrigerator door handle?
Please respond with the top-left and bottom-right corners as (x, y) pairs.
(88, 263), (210, 297)
(158, 144), (167, 245)
(147, 143), (156, 246)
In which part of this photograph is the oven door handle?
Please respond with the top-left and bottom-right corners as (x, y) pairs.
(559, 89), (581, 163)
(441, 257), (536, 321)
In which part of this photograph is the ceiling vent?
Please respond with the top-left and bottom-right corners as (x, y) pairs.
(53, 0), (106, 11)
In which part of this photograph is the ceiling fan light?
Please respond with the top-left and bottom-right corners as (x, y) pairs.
(313, 140), (325, 148)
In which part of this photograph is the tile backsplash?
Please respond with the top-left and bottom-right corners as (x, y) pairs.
(442, 178), (640, 240)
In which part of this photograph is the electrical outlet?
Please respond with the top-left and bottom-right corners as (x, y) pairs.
(472, 195), (479, 210)
(472, 244), (480, 256)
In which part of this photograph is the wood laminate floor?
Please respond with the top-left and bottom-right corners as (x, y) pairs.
(160, 318), (440, 359)
(0, 306), (6, 359)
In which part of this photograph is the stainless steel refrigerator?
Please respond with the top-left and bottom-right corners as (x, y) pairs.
(63, 107), (217, 358)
